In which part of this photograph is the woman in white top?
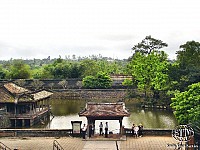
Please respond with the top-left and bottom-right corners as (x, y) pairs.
(134, 125), (139, 138)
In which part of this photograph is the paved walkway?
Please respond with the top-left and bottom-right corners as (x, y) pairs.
(0, 136), (179, 150)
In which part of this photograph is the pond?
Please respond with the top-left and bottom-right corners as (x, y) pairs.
(35, 99), (178, 134)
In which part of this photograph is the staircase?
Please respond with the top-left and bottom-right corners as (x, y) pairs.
(0, 142), (11, 150)
(53, 140), (64, 150)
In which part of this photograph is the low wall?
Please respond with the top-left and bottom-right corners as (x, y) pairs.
(51, 89), (127, 100)
(124, 128), (172, 136)
(0, 128), (172, 137)
(0, 129), (72, 137)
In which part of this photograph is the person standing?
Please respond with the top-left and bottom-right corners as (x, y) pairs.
(82, 124), (87, 139)
(132, 123), (135, 137)
(88, 124), (92, 138)
(138, 123), (143, 137)
(134, 125), (139, 138)
(99, 122), (103, 136)
(105, 122), (108, 138)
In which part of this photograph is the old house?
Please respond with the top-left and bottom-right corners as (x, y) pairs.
(0, 82), (53, 128)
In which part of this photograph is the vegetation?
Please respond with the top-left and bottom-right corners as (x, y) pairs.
(128, 51), (169, 103)
(82, 71), (112, 89)
(0, 36), (199, 107)
(170, 82), (200, 127)
(0, 56), (127, 80)
(131, 35), (168, 55)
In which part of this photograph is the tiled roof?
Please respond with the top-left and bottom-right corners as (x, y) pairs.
(0, 88), (15, 103)
(31, 90), (53, 101)
(79, 102), (130, 117)
(0, 82), (53, 103)
(4, 83), (30, 94)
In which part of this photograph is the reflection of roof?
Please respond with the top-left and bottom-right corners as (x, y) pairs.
(79, 102), (130, 117)
(0, 82), (53, 103)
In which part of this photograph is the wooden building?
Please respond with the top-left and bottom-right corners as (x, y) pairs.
(0, 82), (53, 128)
(79, 102), (130, 135)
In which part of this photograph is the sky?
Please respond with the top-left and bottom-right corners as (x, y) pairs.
(0, 0), (200, 60)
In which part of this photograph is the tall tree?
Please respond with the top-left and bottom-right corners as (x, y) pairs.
(132, 35), (168, 55)
(177, 41), (200, 67)
(175, 41), (200, 91)
(129, 51), (169, 102)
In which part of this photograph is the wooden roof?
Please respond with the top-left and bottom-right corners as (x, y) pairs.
(79, 102), (130, 118)
(0, 82), (53, 103)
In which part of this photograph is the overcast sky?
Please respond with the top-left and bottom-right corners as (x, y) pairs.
(0, 0), (200, 60)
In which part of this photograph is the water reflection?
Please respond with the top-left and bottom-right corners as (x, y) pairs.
(39, 99), (178, 131)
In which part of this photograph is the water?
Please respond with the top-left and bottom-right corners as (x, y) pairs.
(37, 99), (178, 133)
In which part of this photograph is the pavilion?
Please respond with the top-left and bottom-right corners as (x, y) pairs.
(0, 82), (53, 127)
(79, 102), (130, 135)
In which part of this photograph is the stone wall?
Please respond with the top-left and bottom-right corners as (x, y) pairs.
(0, 78), (127, 90)
(0, 128), (171, 137)
(51, 89), (127, 100)
(0, 129), (72, 137)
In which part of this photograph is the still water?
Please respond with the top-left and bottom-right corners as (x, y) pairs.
(38, 99), (178, 133)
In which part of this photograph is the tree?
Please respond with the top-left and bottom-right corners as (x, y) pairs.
(80, 59), (99, 77)
(129, 51), (169, 102)
(31, 79), (44, 90)
(175, 41), (200, 91)
(170, 82), (200, 127)
(177, 41), (200, 68)
(68, 63), (82, 78)
(7, 59), (31, 79)
(48, 82), (55, 90)
(132, 35), (168, 55)
(0, 65), (6, 79)
(96, 71), (113, 89)
(58, 80), (68, 89)
(82, 76), (96, 89)
(14, 79), (26, 87)
(82, 72), (112, 89)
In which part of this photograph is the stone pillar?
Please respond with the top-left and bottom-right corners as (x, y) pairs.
(119, 118), (123, 135)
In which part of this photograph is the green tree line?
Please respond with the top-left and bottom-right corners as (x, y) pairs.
(0, 57), (127, 80)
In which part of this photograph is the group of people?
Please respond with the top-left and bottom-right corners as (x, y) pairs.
(81, 122), (109, 139)
(99, 122), (109, 138)
(132, 123), (143, 138)
(81, 123), (95, 139)
(82, 122), (143, 139)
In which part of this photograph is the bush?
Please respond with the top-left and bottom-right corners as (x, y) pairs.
(82, 72), (112, 89)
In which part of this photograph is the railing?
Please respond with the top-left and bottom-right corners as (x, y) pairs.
(0, 108), (6, 115)
(0, 142), (11, 150)
(8, 108), (49, 119)
(53, 140), (64, 150)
